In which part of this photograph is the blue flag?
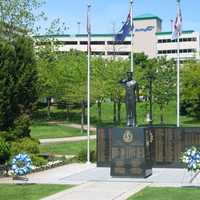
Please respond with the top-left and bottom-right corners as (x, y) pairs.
(115, 11), (133, 43)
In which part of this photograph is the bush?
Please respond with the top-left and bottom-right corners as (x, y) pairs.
(77, 149), (96, 163)
(11, 114), (31, 139)
(0, 137), (10, 165)
(31, 155), (48, 166)
(10, 138), (48, 167)
(10, 138), (40, 155)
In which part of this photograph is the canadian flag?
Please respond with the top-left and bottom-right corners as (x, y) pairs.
(172, 0), (182, 40)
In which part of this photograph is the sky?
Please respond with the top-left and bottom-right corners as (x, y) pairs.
(37, 0), (200, 35)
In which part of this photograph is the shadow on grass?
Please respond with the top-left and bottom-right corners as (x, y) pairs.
(32, 110), (121, 127)
(182, 118), (200, 125)
(182, 186), (200, 189)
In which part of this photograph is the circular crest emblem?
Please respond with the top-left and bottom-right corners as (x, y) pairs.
(123, 129), (133, 143)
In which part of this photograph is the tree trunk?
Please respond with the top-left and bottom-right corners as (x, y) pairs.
(97, 100), (102, 123)
(47, 97), (51, 119)
(117, 101), (121, 123)
(113, 101), (117, 123)
(160, 104), (164, 125)
(66, 104), (70, 121)
(81, 101), (85, 134)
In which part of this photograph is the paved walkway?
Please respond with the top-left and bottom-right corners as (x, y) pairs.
(65, 123), (96, 132)
(47, 121), (96, 132)
(40, 122), (97, 144)
(1, 164), (200, 200)
(41, 181), (148, 200)
(40, 135), (96, 144)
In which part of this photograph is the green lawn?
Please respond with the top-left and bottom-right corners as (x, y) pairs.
(31, 122), (87, 139)
(91, 101), (200, 127)
(92, 101), (176, 125)
(40, 140), (96, 156)
(33, 101), (200, 134)
(128, 187), (200, 200)
(0, 184), (73, 200)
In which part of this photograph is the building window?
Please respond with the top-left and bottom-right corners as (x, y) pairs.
(90, 41), (105, 45)
(80, 41), (88, 45)
(107, 51), (130, 56)
(80, 41), (105, 45)
(64, 41), (77, 45)
(157, 37), (197, 43)
(157, 49), (196, 54)
(107, 41), (131, 45)
(91, 51), (105, 55)
(54, 41), (78, 45)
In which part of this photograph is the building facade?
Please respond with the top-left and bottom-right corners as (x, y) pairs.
(35, 14), (200, 61)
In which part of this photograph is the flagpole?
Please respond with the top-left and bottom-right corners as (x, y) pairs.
(177, 34), (180, 127)
(130, 0), (134, 73)
(87, 3), (91, 164)
(176, 0), (180, 127)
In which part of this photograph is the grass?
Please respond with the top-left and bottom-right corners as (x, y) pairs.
(31, 122), (94, 139)
(30, 122), (86, 139)
(0, 184), (73, 200)
(40, 140), (96, 156)
(128, 187), (200, 200)
(90, 100), (200, 126)
(32, 101), (200, 140)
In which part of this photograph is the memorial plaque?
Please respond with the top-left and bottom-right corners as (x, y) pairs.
(96, 128), (112, 167)
(97, 127), (200, 169)
(111, 128), (153, 178)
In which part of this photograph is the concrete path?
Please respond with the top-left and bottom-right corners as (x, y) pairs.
(65, 123), (96, 132)
(41, 182), (149, 200)
(47, 121), (96, 132)
(1, 164), (200, 200)
(40, 135), (96, 145)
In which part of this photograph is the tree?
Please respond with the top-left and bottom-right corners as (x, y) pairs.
(181, 60), (200, 119)
(0, 35), (38, 136)
(36, 42), (60, 118)
(106, 59), (128, 123)
(153, 57), (176, 124)
(64, 50), (87, 127)
(91, 57), (107, 123)
(0, 0), (45, 36)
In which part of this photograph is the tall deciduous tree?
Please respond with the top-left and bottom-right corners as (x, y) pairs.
(181, 60), (200, 119)
(153, 57), (176, 124)
(91, 57), (107, 123)
(106, 59), (128, 123)
(36, 42), (60, 118)
(0, 0), (45, 35)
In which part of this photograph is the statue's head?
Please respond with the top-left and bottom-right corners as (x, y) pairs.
(127, 72), (133, 81)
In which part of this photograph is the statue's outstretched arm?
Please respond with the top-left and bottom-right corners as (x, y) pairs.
(119, 79), (127, 85)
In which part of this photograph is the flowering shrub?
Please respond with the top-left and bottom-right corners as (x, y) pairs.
(181, 146), (200, 172)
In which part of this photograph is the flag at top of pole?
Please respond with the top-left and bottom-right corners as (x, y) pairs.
(172, 0), (182, 40)
(115, 0), (134, 73)
(87, 4), (91, 52)
(115, 7), (133, 43)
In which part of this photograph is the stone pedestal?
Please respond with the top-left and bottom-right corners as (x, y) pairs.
(111, 127), (153, 178)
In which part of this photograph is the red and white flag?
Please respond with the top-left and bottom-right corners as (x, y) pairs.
(87, 5), (91, 52)
(172, 0), (182, 40)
